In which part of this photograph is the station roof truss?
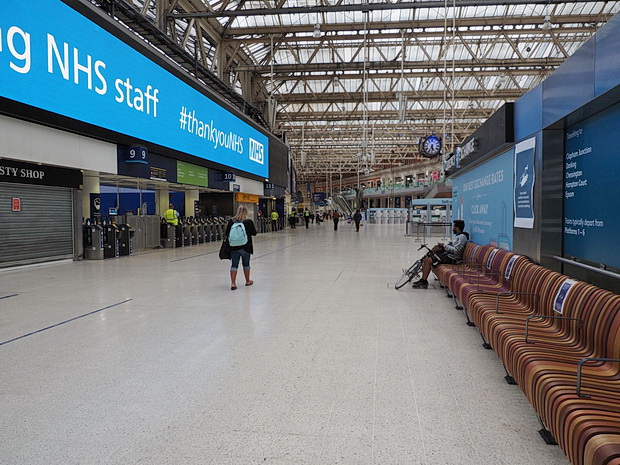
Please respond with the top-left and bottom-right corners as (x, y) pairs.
(91, 0), (620, 181)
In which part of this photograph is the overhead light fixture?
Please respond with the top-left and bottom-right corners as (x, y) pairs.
(313, 23), (321, 38)
(541, 15), (552, 30)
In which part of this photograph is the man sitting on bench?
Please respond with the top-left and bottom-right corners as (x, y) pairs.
(412, 219), (469, 289)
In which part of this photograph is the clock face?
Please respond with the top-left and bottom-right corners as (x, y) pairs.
(421, 136), (442, 157)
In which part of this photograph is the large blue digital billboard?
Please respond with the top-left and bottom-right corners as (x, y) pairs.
(564, 103), (620, 269)
(452, 149), (514, 250)
(0, 0), (269, 178)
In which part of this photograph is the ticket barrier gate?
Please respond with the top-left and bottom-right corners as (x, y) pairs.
(118, 224), (134, 256)
(213, 219), (223, 241)
(190, 221), (199, 245)
(103, 224), (120, 258)
(83, 223), (104, 260)
(208, 220), (217, 242)
(174, 225), (184, 247)
(203, 220), (212, 242)
(161, 220), (176, 248)
(182, 222), (192, 246)
(196, 221), (205, 244)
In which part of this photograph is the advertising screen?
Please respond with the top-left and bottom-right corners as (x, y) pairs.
(0, 0), (269, 178)
(563, 103), (620, 269)
(452, 149), (514, 250)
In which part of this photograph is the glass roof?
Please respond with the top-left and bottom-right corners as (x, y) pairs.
(114, 0), (619, 179)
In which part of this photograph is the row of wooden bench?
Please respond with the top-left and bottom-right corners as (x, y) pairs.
(435, 243), (620, 465)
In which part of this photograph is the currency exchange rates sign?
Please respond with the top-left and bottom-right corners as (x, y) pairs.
(563, 104), (620, 269)
(0, 0), (269, 178)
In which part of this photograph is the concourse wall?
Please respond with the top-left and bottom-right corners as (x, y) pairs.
(452, 12), (620, 293)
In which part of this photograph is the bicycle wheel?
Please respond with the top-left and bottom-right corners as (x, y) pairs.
(395, 260), (421, 290)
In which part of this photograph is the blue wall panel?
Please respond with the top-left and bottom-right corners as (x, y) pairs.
(594, 14), (620, 97)
(451, 149), (514, 250)
(542, 40), (596, 127)
(514, 84), (543, 141)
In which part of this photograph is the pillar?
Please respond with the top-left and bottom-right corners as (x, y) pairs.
(185, 189), (199, 218)
(81, 171), (100, 220)
(157, 189), (169, 217)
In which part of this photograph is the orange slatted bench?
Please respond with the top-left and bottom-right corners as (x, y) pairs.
(435, 243), (620, 465)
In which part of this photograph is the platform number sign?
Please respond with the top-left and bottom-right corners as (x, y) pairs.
(12, 198), (21, 212)
(125, 146), (148, 164)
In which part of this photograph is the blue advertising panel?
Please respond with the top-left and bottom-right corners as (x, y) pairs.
(0, 0), (269, 178)
(452, 149), (514, 250)
(564, 103), (620, 269)
(514, 137), (536, 229)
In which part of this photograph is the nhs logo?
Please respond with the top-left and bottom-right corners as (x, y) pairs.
(249, 138), (265, 164)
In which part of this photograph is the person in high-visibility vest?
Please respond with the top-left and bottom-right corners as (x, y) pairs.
(304, 208), (311, 229)
(270, 210), (279, 231)
(164, 203), (179, 226)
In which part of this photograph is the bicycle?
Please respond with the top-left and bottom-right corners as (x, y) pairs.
(394, 243), (442, 290)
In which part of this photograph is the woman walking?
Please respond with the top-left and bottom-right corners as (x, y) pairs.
(225, 205), (257, 290)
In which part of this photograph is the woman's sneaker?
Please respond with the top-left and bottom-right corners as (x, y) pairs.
(412, 279), (428, 289)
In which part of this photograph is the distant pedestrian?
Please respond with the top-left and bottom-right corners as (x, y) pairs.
(304, 208), (311, 228)
(333, 210), (340, 231)
(353, 209), (362, 232)
(270, 210), (279, 231)
(289, 209), (297, 229)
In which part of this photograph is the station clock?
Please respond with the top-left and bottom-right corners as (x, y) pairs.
(419, 135), (442, 158)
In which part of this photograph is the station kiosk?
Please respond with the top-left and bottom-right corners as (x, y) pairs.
(368, 210), (377, 224)
(410, 204), (429, 223)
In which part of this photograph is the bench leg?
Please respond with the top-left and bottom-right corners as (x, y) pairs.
(453, 297), (463, 310)
(537, 418), (558, 445)
(464, 307), (476, 327)
(480, 333), (492, 349)
(501, 363), (517, 385)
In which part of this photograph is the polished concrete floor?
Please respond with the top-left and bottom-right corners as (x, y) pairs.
(0, 222), (570, 465)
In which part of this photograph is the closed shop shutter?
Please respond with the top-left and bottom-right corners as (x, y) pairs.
(0, 182), (74, 267)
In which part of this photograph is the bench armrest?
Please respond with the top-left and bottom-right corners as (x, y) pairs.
(577, 358), (620, 398)
(495, 292), (540, 314)
(524, 315), (583, 343)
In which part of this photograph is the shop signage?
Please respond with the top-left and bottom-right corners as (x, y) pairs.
(12, 198), (21, 212)
(0, 159), (81, 188)
(0, 0), (269, 178)
(443, 151), (456, 172)
(458, 137), (479, 166)
(235, 193), (259, 203)
(264, 182), (274, 190)
(232, 184), (240, 192)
